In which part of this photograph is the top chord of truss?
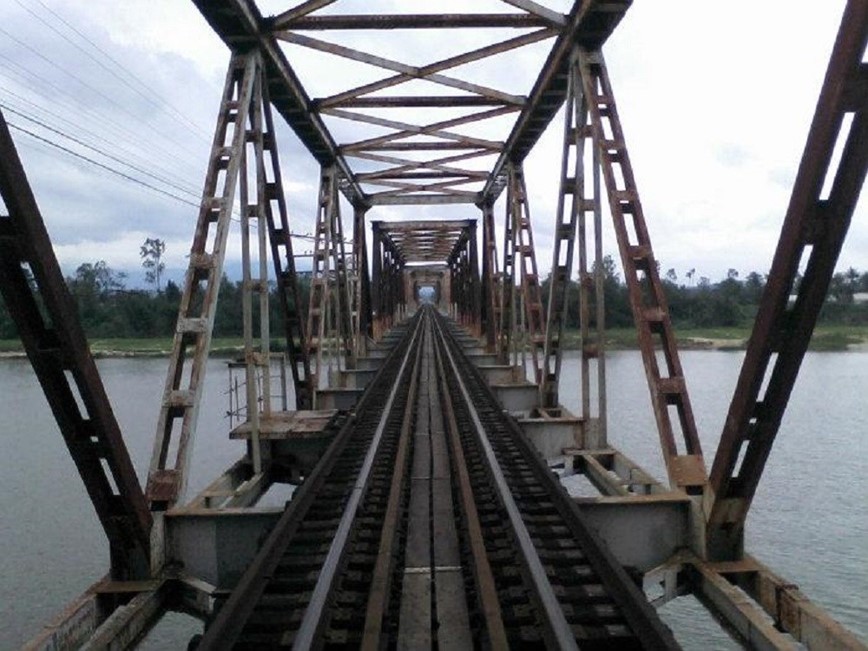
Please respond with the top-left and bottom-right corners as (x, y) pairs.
(193, 0), (630, 207)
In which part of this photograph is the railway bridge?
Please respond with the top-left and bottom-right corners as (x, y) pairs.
(0, 1), (866, 649)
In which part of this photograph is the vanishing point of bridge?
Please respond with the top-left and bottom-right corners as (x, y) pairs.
(0, 1), (866, 649)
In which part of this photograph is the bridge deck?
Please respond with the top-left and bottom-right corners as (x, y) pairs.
(195, 308), (679, 650)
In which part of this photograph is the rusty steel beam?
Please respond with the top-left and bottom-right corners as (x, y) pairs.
(331, 96), (508, 109)
(376, 219), (474, 232)
(282, 29), (541, 109)
(580, 49), (707, 493)
(148, 54), (259, 509)
(481, 203), (500, 351)
(707, 0), (868, 559)
(0, 110), (151, 580)
(306, 166), (356, 401)
(447, 225), (481, 333)
(357, 171), (487, 181)
(270, 0), (336, 29)
(350, 142), (498, 152)
(480, 0), (630, 203)
(349, 148), (493, 171)
(196, 2), (628, 208)
(191, 0), (367, 207)
(372, 220), (473, 263)
(689, 555), (868, 650)
(367, 192), (478, 206)
(330, 106), (519, 150)
(259, 74), (314, 410)
(273, 14), (556, 31)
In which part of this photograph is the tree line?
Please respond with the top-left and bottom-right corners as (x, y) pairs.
(2, 255), (868, 340)
(543, 256), (868, 330)
(0, 261), (310, 340)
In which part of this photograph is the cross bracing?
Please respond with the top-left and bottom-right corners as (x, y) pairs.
(193, 0), (629, 207)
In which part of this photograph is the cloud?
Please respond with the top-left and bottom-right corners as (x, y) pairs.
(0, 0), (863, 289)
(716, 144), (752, 168)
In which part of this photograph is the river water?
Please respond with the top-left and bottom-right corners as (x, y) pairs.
(0, 350), (865, 648)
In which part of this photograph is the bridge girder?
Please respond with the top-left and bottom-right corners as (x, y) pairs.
(192, 0), (631, 207)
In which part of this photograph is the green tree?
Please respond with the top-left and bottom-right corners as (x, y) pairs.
(685, 268), (696, 287)
(140, 237), (166, 293)
(67, 261), (126, 335)
(665, 268), (678, 285)
(743, 271), (765, 304)
(596, 255), (631, 327)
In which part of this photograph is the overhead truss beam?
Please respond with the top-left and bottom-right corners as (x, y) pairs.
(196, 1), (630, 208)
(481, 1), (630, 203)
(192, 0), (366, 206)
(273, 14), (559, 30)
(375, 219), (474, 263)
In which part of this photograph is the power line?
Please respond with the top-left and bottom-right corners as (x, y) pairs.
(0, 53), (205, 177)
(8, 121), (201, 209)
(0, 101), (203, 201)
(20, 0), (213, 143)
(0, 84), (204, 198)
(0, 25), (205, 166)
(9, 120), (337, 243)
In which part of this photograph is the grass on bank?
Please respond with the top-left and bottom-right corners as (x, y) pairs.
(0, 326), (866, 357)
(569, 325), (868, 351)
(0, 337), (248, 357)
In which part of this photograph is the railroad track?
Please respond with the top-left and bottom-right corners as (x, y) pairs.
(195, 307), (680, 650)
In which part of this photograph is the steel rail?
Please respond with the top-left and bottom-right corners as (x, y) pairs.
(195, 313), (423, 649)
(292, 316), (425, 649)
(431, 312), (580, 651)
(357, 317), (423, 649)
(433, 311), (682, 650)
(431, 317), (510, 649)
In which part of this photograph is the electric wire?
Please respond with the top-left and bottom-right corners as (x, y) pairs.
(1, 102), (203, 202)
(0, 54), (205, 178)
(0, 8), (330, 245)
(20, 0), (213, 142)
(8, 121), (201, 208)
(0, 24), (205, 166)
(6, 120), (328, 243)
(0, 85), (204, 198)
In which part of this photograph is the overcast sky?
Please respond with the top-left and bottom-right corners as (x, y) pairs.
(0, 0), (862, 288)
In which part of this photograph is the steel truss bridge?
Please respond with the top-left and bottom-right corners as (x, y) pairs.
(0, 0), (866, 649)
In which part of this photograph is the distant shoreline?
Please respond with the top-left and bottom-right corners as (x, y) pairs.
(2, 326), (867, 359)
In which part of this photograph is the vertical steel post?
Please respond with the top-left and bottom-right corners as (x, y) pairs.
(480, 203), (499, 352)
(371, 221), (383, 340)
(327, 170), (356, 370)
(505, 164), (545, 384)
(541, 49), (584, 410)
(353, 204), (372, 354)
(500, 171), (517, 365)
(259, 75), (312, 411)
(306, 166), (355, 399)
(147, 53), (258, 510)
(0, 110), (151, 579)
(239, 69), (273, 475)
(579, 49), (706, 492)
(707, 1), (868, 559)
(468, 221), (481, 337)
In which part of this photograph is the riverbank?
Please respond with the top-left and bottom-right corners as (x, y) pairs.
(2, 325), (868, 358)
(596, 325), (868, 352)
(0, 337), (249, 359)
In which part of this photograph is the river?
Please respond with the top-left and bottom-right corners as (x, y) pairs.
(0, 350), (865, 648)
